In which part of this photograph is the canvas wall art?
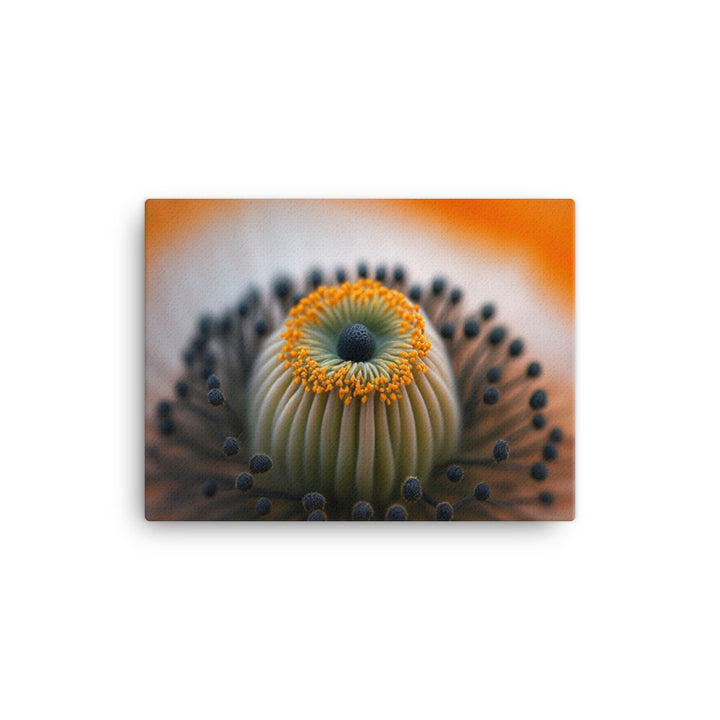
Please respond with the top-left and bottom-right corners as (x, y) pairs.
(145, 200), (574, 521)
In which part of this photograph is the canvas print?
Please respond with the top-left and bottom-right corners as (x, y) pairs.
(145, 200), (574, 520)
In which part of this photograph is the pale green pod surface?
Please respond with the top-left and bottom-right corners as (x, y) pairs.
(248, 279), (460, 506)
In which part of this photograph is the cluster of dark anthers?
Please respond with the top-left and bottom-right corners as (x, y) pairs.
(146, 263), (573, 520)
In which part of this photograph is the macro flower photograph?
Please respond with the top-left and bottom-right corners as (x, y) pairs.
(145, 199), (574, 521)
(7, 2), (720, 719)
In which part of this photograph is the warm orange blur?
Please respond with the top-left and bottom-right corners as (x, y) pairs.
(384, 199), (574, 314)
(145, 199), (241, 256)
(145, 199), (574, 314)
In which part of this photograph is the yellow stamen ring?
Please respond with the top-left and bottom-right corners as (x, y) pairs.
(277, 279), (430, 406)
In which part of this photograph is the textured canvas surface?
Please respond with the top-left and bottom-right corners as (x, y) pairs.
(145, 200), (574, 521)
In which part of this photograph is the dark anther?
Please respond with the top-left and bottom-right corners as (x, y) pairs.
(302, 492), (326, 512)
(509, 339), (524, 357)
(156, 401), (172, 418)
(182, 349), (194, 366)
(440, 323), (455, 340)
(450, 287), (463, 304)
(532, 413), (547, 430)
(543, 443), (558, 461)
(202, 480), (218, 498)
(352, 501), (374, 521)
(206, 374), (221, 390)
(255, 319), (268, 336)
(549, 427), (564, 443)
(529, 389), (547, 410)
(489, 327), (506, 345)
(308, 268), (323, 288)
(483, 386), (500, 405)
(174, 380), (189, 398)
(474, 483), (491, 501)
(292, 293), (304, 305)
(432, 277), (446, 295)
(236, 473), (253, 492)
(481, 303), (495, 320)
(538, 491), (555, 505)
(335, 267), (347, 283)
(408, 285), (422, 302)
(200, 367), (214, 381)
(159, 418), (174, 436)
(222, 437), (239, 456)
(208, 388), (224, 407)
(219, 314), (233, 335)
(436, 502), (454, 521)
(273, 276), (292, 299)
(255, 498), (272, 516)
(197, 315), (213, 337)
(337, 323), (376, 362)
(401, 477), (422, 503)
(238, 301), (250, 317)
(375, 265), (387, 281)
(386, 504), (408, 521)
(527, 361), (542, 377)
(446, 465), (464, 483)
(531, 462), (548, 481)
(486, 367), (502, 383)
(463, 319), (480, 338)
(393, 266), (406, 283)
(357, 262), (368, 278)
(493, 439), (510, 462)
(308, 510), (327, 521)
(191, 337), (207, 354)
(249, 454), (273, 474)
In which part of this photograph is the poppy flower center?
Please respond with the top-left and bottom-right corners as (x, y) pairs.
(247, 279), (461, 504)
